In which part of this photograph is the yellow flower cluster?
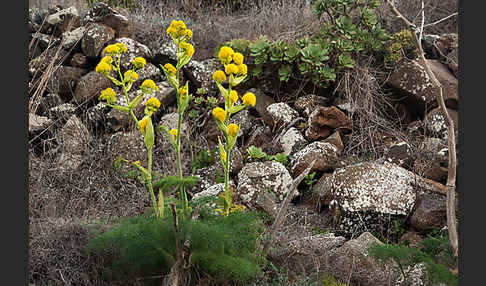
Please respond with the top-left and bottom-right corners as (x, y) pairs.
(95, 61), (111, 75)
(132, 57), (146, 69)
(98, 87), (116, 103)
(225, 63), (239, 75)
(101, 55), (112, 65)
(179, 41), (195, 58)
(138, 116), (149, 132)
(229, 90), (238, 104)
(217, 47), (247, 76)
(212, 70), (227, 83)
(104, 42), (128, 55)
(146, 97), (161, 109)
(166, 20), (192, 41)
(227, 123), (239, 138)
(242, 92), (256, 107)
(178, 85), (188, 100)
(124, 70), (138, 82)
(212, 107), (226, 123)
(218, 46), (235, 65)
(164, 63), (177, 76)
(169, 129), (178, 140)
(141, 79), (159, 92)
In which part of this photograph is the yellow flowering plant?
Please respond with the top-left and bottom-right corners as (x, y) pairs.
(96, 43), (164, 219)
(212, 46), (256, 216)
(157, 19), (196, 218)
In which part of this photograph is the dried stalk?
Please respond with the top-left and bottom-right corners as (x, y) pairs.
(385, 0), (458, 261)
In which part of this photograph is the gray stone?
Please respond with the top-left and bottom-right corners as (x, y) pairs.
(47, 103), (77, 121)
(82, 2), (132, 38)
(424, 107), (458, 142)
(183, 58), (220, 94)
(58, 115), (91, 155)
(237, 161), (293, 206)
(249, 88), (275, 127)
(29, 113), (53, 136)
(383, 141), (414, 169)
(266, 102), (299, 129)
(102, 37), (152, 70)
(106, 131), (147, 165)
(61, 26), (86, 50)
(45, 6), (80, 36)
(158, 112), (188, 134)
(291, 141), (342, 177)
(81, 23), (115, 58)
(230, 109), (254, 137)
(47, 66), (88, 99)
(29, 48), (68, 78)
(73, 71), (112, 104)
(410, 192), (450, 231)
(294, 94), (329, 117)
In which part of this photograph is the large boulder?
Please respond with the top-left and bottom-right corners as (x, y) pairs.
(72, 71), (112, 104)
(410, 192), (456, 231)
(315, 161), (446, 237)
(237, 161), (293, 207)
(290, 141), (342, 177)
(81, 23), (115, 58)
(387, 59), (458, 115)
(278, 127), (308, 156)
(326, 232), (400, 286)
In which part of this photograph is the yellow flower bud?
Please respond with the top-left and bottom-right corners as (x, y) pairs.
(229, 90), (238, 104)
(101, 55), (112, 65)
(164, 63), (177, 76)
(103, 44), (119, 55)
(212, 70), (227, 83)
(227, 123), (239, 138)
(218, 46), (235, 65)
(124, 70), (139, 82)
(178, 85), (188, 100)
(212, 107), (226, 122)
(221, 149), (227, 162)
(115, 42), (128, 53)
(132, 57), (146, 69)
(95, 61), (111, 75)
(179, 41), (194, 58)
(233, 52), (244, 65)
(225, 63), (239, 75)
(138, 116), (149, 132)
(169, 128), (178, 140)
(242, 92), (256, 107)
(146, 97), (161, 109)
(237, 64), (248, 76)
(98, 87), (117, 104)
(141, 79), (159, 92)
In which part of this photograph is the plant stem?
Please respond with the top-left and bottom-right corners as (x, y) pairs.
(147, 147), (158, 218)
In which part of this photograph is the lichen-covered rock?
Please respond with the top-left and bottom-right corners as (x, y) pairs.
(73, 71), (112, 104)
(191, 181), (235, 201)
(230, 109), (254, 137)
(424, 107), (458, 142)
(158, 112), (189, 134)
(47, 66), (88, 99)
(383, 141), (414, 169)
(387, 59), (458, 114)
(394, 263), (429, 286)
(70, 53), (87, 68)
(102, 37), (152, 70)
(29, 113), (53, 136)
(45, 6), (80, 36)
(82, 2), (132, 38)
(278, 127), (308, 156)
(106, 81), (175, 131)
(326, 232), (400, 286)
(215, 146), (244, 175)
(131, 63), (164, 89)
(30, 33), (56, 51)
(191, 166), (221, 195)
(266, 102), (299, 129)
(291, 141), (342, 177)
(58, 115), (91, 155)
(294, 94), (329, 117)
(237, 161), (293, 207)
(106, 130), (147, 165)
(316, 161), (447, 237)
(81, 23), (115, 58)
(305, 106), (352, 141)
(183, 58), (220, 94)
(36, 93), (63, 116)
(29, 48), (68, 78)
(61, 26), (86, 51)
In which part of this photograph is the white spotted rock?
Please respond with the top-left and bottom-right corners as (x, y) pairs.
(102, 37), (152, 70)
(266, 102), (299, 129)
(290, 141), (342, 177)
(278, 127), (308, 156)
(237, 161), (293, 206)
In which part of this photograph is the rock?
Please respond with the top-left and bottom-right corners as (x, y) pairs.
(383, 141), (414, 169)
(326, 232), (400, 286)
(315, 161), (447, 237)
(305, 106), (352, 141)
(102, 37), (152, 70)
(29, 48), (68, 78)
(278, 127), (308, 156)
(249, 88), (275, 127)
(47, 66), (88, 100)
(130, 62), (163, 89)
(158, 112), (189, 134)
(73, 71), (112, 104)
(191, 181), (236, 201)
(237, 161), (293, 207)
(84, 102), (109, 134)
(61, 26), (86, 51)
(434, 33), (458, 57)
(30, 33), (57, 51)
(333, 96), (355, 113)
(82, 2), (132, 38)
(45, 6), (80, 36)
(294, 94), (329, 117)
(322, 131), (344, 153)
(81, 23), (115, 58)
(47, 103), (77, 121)
(410, 192), (450, 231)
(29, 113), (53, 136)
(191, 166), (221, 195)
(387, 59), (458, 115)
(183, 58), (220, 94)
(215, 146), (244, 175)
(446, 48), (458, 78)
(58, 115), (91, 155)
(394, 263), (429, 286)
(266, 102), (299, 129)
(106, 131), (147, 165)
(70, 53), (88, 68)
(230, 109), (254, 137)
(106, 81), (175, 131)
(152, 40), (178, 65)
(57, 152), (85, 170)
(246, 125), (273, 149)
(424, 107), (458, 142)
(291, 141), (342, 177)
(36, 93), (63, 116)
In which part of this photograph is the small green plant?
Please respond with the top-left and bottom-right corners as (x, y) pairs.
(247, 145), (289, 166)
(321, 273), (346, 286)
(248, 145), (268, 160)
(304, 171), (318, 192)
(368, 242), (458, 286)
(191, 148), (216, 173)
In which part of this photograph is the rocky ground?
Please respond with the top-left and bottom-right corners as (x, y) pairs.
(28, 1), (459, 285)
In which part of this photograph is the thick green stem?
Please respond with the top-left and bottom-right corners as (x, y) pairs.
(147, 148), (158, 218)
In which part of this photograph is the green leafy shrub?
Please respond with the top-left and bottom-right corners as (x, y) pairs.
(368, 242), (458, 286)
(384, 29), (416, 62)
(86, 210), (266, 284)
(221, 0), (391, 90)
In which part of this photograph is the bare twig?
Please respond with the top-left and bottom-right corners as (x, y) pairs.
(263, 159), (317, 256)
(385, 0), (458, 262)
(423, 12), (458, 28)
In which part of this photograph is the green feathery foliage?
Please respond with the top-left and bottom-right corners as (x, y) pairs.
(86, 210), (266, 283)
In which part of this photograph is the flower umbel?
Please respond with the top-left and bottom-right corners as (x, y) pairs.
(169, 129), (178, 140)
(242, 92), (256, 107)
(212, 107), (226, 122)
(229, 90), (238, 104)
(164, 63), (177, 76)
(233, 52), (244, 65)
(179, 41), (195, 58)
(237, 64), (248, 76)
(218, 46), (235, 65)
(212, 70), (227, 83)
(146, 97), (161, 111)
(224, 64), (239, 75)
(227, 123), (239, 138)
(178, 85), (188, 100)
(141, 79), (159, 93)
(138, 116), (149, 132)
(124, 70), (138, 82)
(95, 61), (111, 75)
(132, 57), (147, 69)
(98, 87), (117, 104)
